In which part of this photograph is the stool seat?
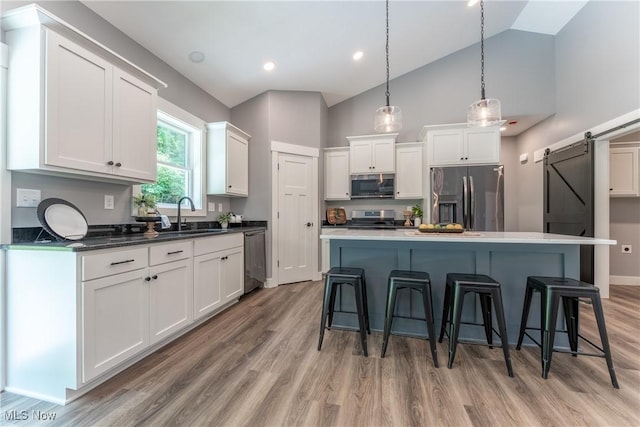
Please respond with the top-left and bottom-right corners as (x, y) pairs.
(387, 269), (430, 282)
(326, 266), (365, 278)
(318, 266), (370, 356)
(526, 276), (599, 293)
(446, 273), (500, 287)
(381, 270), (438, 367)
(439, 272), (513, 377)
(516, 276), (618, 388)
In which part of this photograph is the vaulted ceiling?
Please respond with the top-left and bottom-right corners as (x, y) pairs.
(81, 1), (588, 109)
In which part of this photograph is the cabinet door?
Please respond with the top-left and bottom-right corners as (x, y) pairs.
(350, 141), (373, 174)
(82, 269), (149, 383)
(465, 128), (501, 164)
(371, 140), (395, 173)
(193, 252), (223, 319)
(112, 68), (157, 182)
(324, 150), (350, 200)
(45, 30), (112, 174)
(428, 130), (464, 165)
(149, 259), (193, 344)
(610, 147), (639, 196)
(226, 130), (249, 196)
(395, 145), (423, 199)
(221, 247), (244, 305)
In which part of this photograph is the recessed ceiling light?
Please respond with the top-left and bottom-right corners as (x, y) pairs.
(188, 51), (205, 63)
(467, 0), (479, 7)
(500, 126), (507, 132)
(263, 61), (275, 71)
(353, 51), (364, 61)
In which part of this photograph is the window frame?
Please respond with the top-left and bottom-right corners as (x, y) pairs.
(133, 97), (206, 218)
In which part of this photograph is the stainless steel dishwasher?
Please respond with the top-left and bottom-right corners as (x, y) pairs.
(244, 230), (266, 294)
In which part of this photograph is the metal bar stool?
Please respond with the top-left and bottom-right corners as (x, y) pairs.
(380, 270), (438, 367)
(516, 276), (619, 388)
(318, 266), (370, 356)
(438, 273), (513, 377)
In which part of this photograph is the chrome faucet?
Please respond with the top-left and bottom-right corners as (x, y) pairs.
(177, 196), (195, 231)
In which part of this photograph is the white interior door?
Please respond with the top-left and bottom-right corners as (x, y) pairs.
(277, 152), (316, 284)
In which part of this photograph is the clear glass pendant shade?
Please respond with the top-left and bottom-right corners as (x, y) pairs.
(374, 105), (402, 133)
(467, 98), (501, 127)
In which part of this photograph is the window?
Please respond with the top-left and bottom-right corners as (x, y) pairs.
(133, 98), (206, 217)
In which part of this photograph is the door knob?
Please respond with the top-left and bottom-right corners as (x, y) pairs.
(107, 160), (114, 165)
(306, 222), (313, 227)
(115, 162), (122, 167)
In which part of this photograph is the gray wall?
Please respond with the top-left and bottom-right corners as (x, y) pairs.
(514, 1), (640, 232)
(2, 0), (232, 227)
(231, 90), (328, 277)
(327, 29), (555, 146)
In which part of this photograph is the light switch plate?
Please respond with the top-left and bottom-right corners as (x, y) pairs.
(104, 195), (114, 210)
(218, 203), (223, 212)
(208, 202), (216, 212)
(16, 188), (41, 207)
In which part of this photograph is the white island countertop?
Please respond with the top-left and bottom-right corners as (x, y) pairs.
(320, 229), (616, 245)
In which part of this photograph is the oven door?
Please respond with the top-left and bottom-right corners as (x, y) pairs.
(350, 174), (395, 199)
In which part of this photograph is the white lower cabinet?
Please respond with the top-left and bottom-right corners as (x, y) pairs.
(194, 233), (244, 320)
(149, 259), (193, 345)
(5, 232), (246, 404)
(82, 269), (150, 383)
(221, 246), (244, 303)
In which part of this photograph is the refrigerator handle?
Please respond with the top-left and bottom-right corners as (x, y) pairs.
(469, 175), (475, 230)
(462, 176), (469, 228)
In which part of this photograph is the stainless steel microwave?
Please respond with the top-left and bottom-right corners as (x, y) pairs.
(350, 174), (395, 199)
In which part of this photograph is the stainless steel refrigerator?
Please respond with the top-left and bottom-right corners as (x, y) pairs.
(430, 165), (504, 231)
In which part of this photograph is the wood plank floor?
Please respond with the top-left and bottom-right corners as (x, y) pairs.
(1, 283), (639, 426)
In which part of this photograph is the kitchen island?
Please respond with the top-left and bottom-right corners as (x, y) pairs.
(320, 229), (615, 345)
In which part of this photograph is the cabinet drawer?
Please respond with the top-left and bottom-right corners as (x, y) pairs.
(149, 241), (193, 266)
(194, 233), (243, 256)
(82, 247), (148, 281)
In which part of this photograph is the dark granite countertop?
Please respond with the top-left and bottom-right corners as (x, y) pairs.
(4, 223), (267, 252)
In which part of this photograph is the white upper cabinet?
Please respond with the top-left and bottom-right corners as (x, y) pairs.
(609, 146), (639, 197)
(2, 6), (165, 184)
(395, 143), (423, 199)
(422, 124), (501, 166)
(324, 148), (350, 200)
(347, 133), (397, 174)
(207, 122), (250, 197)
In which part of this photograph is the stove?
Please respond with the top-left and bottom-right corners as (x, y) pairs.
(348, 210), (396, 229)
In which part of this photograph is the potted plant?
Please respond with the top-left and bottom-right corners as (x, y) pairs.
(218, 212), (232, 229)
(133, 193), (157, 217)
(412, 204), (423, 227)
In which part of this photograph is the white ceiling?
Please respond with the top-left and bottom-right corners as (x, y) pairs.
(81, 0), (588, 109)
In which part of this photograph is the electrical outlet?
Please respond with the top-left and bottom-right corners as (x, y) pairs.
(16, 188), (41, 207)
(621, 245), (632, 254)
(208, 202), (216, 212)
(104, 195), (114, 210)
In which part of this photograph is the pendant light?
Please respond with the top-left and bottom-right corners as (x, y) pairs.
(467, 0), (501, 127)
(374, 0), (402, 133)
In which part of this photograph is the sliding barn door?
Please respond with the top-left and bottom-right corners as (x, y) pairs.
(543, 137), (595, 283)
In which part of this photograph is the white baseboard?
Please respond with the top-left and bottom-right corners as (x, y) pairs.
(264, 277), (278, 288)
(610, 275), (640, 286)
